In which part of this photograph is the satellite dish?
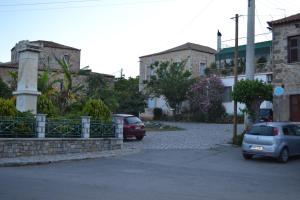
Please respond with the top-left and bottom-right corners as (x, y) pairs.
(274, 86), (284, 96)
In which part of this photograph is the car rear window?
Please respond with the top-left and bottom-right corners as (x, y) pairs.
(248, 125), (275, 136)
(125, 117), (142, 124)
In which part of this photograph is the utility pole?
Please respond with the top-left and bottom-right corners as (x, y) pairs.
(245, 0), (255, 128)
(231, 14), (239, 142)
(245, 0), (255, 80)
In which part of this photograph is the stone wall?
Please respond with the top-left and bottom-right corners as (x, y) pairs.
(0, 138), (122, 158)
(272, 22), (300, 121)
(139, 49), (215, 91)
(11, 41), (80, 72)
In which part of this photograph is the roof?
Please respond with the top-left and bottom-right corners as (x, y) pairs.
(0, 62), (16, 68)
(140, 42), (216, 58)
(216, 40), (272, 60)
(268, 13), (300, 27)
(11, 40), (80, 51)
(31, 40), (80, 51)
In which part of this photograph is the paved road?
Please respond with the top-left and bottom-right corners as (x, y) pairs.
(0, 123), (299, 200)
(0, 146), (299, 200)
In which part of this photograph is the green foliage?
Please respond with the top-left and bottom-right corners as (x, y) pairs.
(8, 71), (18, 91)
(233, 130), (246, 146)
(82, 99), (111, 121)
(87, 73), (119, 112)
(0, 98), (17, 116)
(146, 61), (193, 113)
(207, 102), (227, 122)
(37, 94), (58, 117)
(232, 79), (273, 122)
(55, 58), (85, 114)
(153, 107), (163, 120)
(0, 78), (12, 99)
(115, 77), (146, 116)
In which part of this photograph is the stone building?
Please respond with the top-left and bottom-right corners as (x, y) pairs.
(0, 40), (114, 91)
(269, 13), (300, 121)
(11, 40), (81, 72)
(139, 42), (216, 117)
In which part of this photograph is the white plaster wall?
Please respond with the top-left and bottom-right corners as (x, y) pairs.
(220, 72), (273, 114)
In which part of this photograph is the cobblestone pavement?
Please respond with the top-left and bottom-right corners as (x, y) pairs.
(124, 122), (244, 150)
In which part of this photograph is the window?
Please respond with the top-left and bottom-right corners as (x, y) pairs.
(248, 125), (275, 136)
(63, 55), (70, 64)
(199, 62), (206, 76)
(288, 35), (300, 63)
(283, 125), (300, 136)
(222, 86), (232, 102)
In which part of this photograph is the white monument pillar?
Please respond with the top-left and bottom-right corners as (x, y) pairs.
(13, 42), (41, 114)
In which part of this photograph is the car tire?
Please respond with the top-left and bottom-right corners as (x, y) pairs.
(136, 136), (144, 141)
(243, 153), (253, 160)
(278, 148), (289, 163)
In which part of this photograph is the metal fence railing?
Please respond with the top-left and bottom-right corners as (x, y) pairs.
(45, 118), (82, 138)
(0, 116), (36, 138)
(90, 120), (115, 138)
(0, 116), (118, 139)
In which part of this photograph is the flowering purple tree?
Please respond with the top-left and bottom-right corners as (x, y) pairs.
(188, 76), (225, 114)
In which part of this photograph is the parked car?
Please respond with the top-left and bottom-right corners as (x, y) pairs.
(242, 122), (300, 163)
(257, 108), (273, 122)
(113, 114), (146, 140)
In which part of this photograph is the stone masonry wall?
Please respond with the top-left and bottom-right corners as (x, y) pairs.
(11, 42), (80, 72)
(139, 50), (215, 92)
(272, 22), (300, 121)
(0, 138), (123, 158)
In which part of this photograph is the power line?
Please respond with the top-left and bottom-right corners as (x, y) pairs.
(0, 0), (102, 7)
(0, 0), (176, 12)
(221, 32), (271, 43)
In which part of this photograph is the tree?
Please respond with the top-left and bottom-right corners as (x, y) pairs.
(188, 76), (226, 121)
(82, 99), (111, 121)
(146, 61), (193, 114)
(115, 77), (146, 116)
(0, 78), (12, 99)
(55, 58), (85, 114)
(87, 73), (119, 112)
(232, 79), (272, 125)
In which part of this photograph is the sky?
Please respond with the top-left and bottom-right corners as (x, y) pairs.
(0, 0), (299, 78)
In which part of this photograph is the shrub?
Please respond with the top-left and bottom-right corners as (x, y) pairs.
(207, 102), (227, 122)
(82, 99), (111, 121)
(0, 78), (12, 99)
(0, 98), (17, 116)
(153, 107), (163, 120)
(37, 94), (58, 117)
(233, 130), (246, 146)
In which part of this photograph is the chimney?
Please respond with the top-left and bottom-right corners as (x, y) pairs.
(217, 30), (222, 52)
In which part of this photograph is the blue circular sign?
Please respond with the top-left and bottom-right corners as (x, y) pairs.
(274, 86), (284, 96)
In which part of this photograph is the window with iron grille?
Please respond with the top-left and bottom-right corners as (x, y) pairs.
(288, 35), (300, 63)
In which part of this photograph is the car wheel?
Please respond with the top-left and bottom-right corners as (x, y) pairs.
(243, 153), (253, 160)
(278, 148), (289, 163)
(136, 136), (144, 141)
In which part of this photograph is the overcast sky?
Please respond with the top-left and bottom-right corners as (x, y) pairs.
(0, 0), (299, 78)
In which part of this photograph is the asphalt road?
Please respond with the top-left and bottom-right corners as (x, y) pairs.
(0, 145), (299, 200)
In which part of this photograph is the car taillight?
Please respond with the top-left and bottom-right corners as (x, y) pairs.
(273, 127), (279, 136)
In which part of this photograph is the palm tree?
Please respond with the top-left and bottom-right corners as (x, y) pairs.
(55, 58), (84, 114)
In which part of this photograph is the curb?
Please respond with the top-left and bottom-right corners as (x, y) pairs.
(0, 148), (141, 167)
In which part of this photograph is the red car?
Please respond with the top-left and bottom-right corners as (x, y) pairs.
(113, 114), (146, 140)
